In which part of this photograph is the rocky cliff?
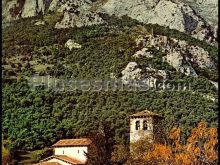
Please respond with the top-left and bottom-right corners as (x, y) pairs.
(120, 31), (217, 88)
(101, 0), (218, 44)
(2, 0), (218, 44)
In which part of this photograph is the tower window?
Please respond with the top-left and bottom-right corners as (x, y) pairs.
(63, 150), (64, 154)
(78, 150), (80, 153)
(143, 120), (148, 130)
(135, 121), (140, 130)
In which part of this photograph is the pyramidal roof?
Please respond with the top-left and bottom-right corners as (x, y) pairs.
(129, 110), (163, 118)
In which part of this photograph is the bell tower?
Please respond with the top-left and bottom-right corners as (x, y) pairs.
(129, 110), (163, 144)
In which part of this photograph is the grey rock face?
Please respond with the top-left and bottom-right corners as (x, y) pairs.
(2, 0), (218, 43)
(121, 62), (168, 88)
(21, 0), (40, 18)
(166, 51), (197, 76)
(133, 48), (154, 58)
(48, 0), (92, 12)
(19, 0), (46, 18)
(101, 0), (218, 43)
(55, 10), (104, 28)
(2, 0), (20, 22)
(134, 33), (215, 76)
(3, 0), (47, 21)
(121, 62), (142, 84)
(182, 0), (218, 26)
(50, 0), (104, 28)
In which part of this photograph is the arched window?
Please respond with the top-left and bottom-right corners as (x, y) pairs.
(143, 120), (148, 130)
(135, 120), (140, 130)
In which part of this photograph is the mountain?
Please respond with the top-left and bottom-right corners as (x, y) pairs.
(2, 0), (218, 45)
(2, 0), (218, 157)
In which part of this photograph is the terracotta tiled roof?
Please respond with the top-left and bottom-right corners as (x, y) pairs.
(130, 110), (163, 118)
(52, 138), (92, 147)
(39, 155), (84, 165)
(34, 162), (61, 165)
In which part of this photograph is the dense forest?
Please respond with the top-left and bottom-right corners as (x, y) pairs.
(2, 13), (218, 164)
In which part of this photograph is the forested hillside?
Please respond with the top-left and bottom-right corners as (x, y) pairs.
(2, 12), (218, 164)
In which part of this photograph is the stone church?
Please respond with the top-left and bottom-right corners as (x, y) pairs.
(34, 109), (163, 164)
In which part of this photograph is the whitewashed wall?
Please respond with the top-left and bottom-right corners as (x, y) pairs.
(54, 146), (88, 163)
(47, 158), (72, 165)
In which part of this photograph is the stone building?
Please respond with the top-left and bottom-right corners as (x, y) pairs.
(34, 138), (92, 165)
(129, 109), (164, 144)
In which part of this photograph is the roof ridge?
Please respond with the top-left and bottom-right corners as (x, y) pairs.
(59, 138), (90, 140)
(52, 138), (92, 147)
(129, 109), (163, 118)
(40, 155), (84, 165)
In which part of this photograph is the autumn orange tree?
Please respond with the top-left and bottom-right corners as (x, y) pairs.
(2, 139), (12, 165)
(144, 121), (218, 165)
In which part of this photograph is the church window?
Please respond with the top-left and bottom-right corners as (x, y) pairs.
(135, 121), (140, 130)
(143, 120), (148, 130)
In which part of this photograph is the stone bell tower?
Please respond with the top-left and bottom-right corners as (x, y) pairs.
(129, 109), (163, 144)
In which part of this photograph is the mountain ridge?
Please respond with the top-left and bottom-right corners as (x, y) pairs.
(2, 0), (218, 45)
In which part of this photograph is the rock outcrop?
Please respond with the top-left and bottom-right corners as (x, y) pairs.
(133, 48), (154, 58)
(121, 62), (142, 84)
(135, 33), (215, 76)
(101, 0), (218, 44)
(34, 20), (46, 26)
(2, 0), (22, 22)
(65, 39), (82, 50)
(182, 0), (218, 27)
(121, 62), (168, 88)
(55, 10), (104, 28)
(49, 0), (104, 28)
(21, 0), (45, 18)
(2, 0), (48, 22)
(166, 51), (197, 76)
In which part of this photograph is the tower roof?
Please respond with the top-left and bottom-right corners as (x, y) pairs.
(129, 110), (163, 118)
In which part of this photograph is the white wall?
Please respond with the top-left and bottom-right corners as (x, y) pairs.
(47, 158), (72, 165)
(54, 146), (88, 163)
